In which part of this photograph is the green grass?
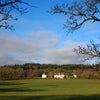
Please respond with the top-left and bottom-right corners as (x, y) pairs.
(0, 79), (100, 100)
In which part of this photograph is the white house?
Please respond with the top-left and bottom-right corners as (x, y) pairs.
(73, 74), (77, 78)
(54, 73), (65, 79)
(42, 73), (47, 79)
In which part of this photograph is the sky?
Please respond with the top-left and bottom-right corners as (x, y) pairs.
(0, 0), (100, 66)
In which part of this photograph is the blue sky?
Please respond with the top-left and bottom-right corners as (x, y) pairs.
(0, 0), (100, 65)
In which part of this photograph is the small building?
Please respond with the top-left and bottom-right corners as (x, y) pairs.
(73, 74), (77, 78)
(42, 73), (47, 79)
(54, 73), (65, 79)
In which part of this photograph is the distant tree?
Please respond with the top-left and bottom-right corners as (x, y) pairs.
(50, 0), (100, 61)
(0, 67), (15, 80)
(0, 0), (32, 30)
(14, 68), (25, 79)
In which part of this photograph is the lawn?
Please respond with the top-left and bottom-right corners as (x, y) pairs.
(0, 79), (100, 100)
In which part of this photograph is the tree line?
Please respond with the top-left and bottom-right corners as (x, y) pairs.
(0, 63), (100, 80)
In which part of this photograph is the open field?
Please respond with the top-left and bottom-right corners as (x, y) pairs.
(0, 79), (100, 100)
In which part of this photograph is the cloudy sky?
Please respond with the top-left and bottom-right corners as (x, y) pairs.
(1, 0), (100, 65)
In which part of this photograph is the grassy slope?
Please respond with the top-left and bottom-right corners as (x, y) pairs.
(0, 79), (100, 100)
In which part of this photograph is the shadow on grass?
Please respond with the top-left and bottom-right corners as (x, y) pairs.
(0, 88), (45, 92)
(0, 81), (46, 93)
(0, 81), (26, 86)
(0, 95), (100, 100)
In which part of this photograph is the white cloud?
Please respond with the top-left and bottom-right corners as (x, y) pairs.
(0, 31), (85, 65)
(0, 33), (36, 65)
(42, 41), (85, 64)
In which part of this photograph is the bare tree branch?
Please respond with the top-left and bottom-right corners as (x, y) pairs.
(74, 40), (100, 60)
(50, 0), (100, 32)
(0, 0), (20, 7)
(0, 0), (32, 30)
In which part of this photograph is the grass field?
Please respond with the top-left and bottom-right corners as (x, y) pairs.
(0, 79), (100, 100)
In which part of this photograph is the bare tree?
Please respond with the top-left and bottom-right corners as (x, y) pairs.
(51, 0), (100, 32)
(74, 40), (100, 60)
(51, 0), (100, 61)
(0, 0), (32, 30)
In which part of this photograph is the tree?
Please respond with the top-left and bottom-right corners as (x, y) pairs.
(51, 0), (100, 32)
(0, 0), (32, 30)
(50, 0), (100, 61)
(74, 40), (100, 60)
